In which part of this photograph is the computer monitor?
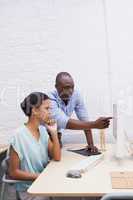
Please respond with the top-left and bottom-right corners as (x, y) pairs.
(113, 103), (117, 140)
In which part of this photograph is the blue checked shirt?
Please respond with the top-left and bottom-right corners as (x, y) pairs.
(49, 90), (89, 130)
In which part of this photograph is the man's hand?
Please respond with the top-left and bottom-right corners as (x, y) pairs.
(93, 117), (112, 129)
(88, 145), (99, 153)
(87, 145), (99, 153)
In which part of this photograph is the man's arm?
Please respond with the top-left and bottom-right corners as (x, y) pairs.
(84, 129), (99, 152)
(50, 97), (111, 131)
(66, 117), (111, 130)
(84, 129), (94, 147)
(66, 118), (110, 153)
(73, 91), (105, 150)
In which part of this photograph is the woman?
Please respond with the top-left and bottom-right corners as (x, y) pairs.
(8, 92), (61, 200)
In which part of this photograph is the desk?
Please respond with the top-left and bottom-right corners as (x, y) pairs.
(28, 144), (133, 197)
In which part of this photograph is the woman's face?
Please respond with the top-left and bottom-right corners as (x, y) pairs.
(34, 99), (51, 123)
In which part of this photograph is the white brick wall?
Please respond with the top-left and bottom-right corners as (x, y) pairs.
(0, 0), (133, 145)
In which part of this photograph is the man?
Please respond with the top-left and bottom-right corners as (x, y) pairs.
(49, 72), (111, 152)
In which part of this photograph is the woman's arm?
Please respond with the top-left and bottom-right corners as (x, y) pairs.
(9, 146), (39, 181)
(46, 121), (61, 161)
(48, 137), (61, 161)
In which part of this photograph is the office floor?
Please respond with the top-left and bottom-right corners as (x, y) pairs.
(0, 183), (18, 200)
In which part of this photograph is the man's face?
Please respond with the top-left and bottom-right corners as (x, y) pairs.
(56, 76), (74, 101)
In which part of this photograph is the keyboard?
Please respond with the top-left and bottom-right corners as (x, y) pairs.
(68, 154), (104, 173)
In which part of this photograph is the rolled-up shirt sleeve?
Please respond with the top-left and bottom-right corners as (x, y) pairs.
(10, 134), (23, 161)
(50, 100), (70, 129)
(75, 92), (89, 121)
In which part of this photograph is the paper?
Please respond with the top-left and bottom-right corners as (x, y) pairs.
(111, 171), (133, 189)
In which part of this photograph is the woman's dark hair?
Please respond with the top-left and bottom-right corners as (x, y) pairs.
(20, 92), (49, 117)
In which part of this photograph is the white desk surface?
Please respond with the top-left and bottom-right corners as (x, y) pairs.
(28, 144), (133, 197)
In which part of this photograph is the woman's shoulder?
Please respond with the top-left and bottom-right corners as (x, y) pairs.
(10, 125), (27, 141)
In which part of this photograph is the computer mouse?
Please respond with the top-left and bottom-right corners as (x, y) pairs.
(66, 170), (82, 178)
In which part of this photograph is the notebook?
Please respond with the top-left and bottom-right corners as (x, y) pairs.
(67, 147), (101, 156)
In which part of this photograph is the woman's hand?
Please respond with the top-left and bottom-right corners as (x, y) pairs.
(46, 119), (61, 161)
(45, 119), (57, 135)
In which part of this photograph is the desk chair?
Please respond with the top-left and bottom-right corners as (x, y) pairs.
(0, 157), (54, 200)
(101, 193), (133, 200)
(0, 157), (24, 200)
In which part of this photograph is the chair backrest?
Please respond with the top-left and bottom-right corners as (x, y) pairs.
(101, 193), (133, 200)
(1, 156), (9, 174)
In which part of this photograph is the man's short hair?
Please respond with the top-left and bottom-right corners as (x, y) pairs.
(56, 72), (72, 85)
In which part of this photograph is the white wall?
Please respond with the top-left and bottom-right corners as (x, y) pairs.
(0, 0), (133, 145)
